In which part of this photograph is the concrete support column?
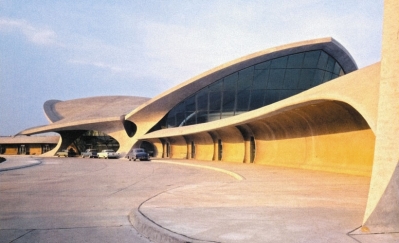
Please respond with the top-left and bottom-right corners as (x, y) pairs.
(362, 0), (399, 233)
(187, 142), (192, 159)
(162, 142), (166, 158)
(244, 139), (251, 163)
(213, 142), (218, 161)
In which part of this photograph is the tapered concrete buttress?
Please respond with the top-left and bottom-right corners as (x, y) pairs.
(363, 0), (399, 232)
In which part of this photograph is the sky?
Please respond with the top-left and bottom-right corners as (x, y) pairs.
(0, 0), (383, 136)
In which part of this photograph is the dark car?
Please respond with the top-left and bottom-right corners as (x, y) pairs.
(127, 148), (150, 161)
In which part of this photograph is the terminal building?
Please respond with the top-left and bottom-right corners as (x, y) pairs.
(2, 0), (399, 234)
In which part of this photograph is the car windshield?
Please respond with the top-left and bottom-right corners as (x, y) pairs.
(135, 149), (144, 152)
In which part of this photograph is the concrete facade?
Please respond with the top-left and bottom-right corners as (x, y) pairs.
(11, 0), (399, 233)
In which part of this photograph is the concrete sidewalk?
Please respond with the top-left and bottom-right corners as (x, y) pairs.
(131, 159), (399, 243)
(0, 155), (42, 171)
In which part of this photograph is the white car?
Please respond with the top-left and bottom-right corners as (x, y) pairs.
(97, 149), (119, 159)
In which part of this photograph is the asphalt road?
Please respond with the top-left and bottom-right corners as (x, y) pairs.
(0, 157), (230, 243)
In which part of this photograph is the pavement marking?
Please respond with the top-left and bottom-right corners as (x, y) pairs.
(152, 160), (244, 181)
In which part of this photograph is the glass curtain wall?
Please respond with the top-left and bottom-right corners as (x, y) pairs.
(166, 50), (344, 128)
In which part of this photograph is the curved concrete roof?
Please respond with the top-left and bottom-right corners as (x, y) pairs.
(19, 96), (150, 135)
(140, 62), (380, 139)
(126, 37), (358, 125)
(44, 96), (150, 123)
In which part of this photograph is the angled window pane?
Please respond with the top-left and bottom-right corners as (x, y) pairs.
(237, 67), (253, 90)
(208, 79), (223, 91)
(223, 73), (238, 90)
(250, 89), (265, 110)
(271, 56), (288, 68)
(255, 60), (271, 70)
(298, 69), (316, 89)
(322, 72), (332, 82)
(333, 62), (341, 75)
(325, 56), (335, 72)
(267, 69), (285, 89)
(196, 90), (208, 111)
(167, 116), (176, 128)
(236, 90), (250, 111)
(197, 111), (208, 124)
(222, 90), (236, 112)
(264, 90), (280, 106)
(253, 69), (269, 89)
(279, 90), (299, 100)
(283, 69), (300, 89)
(287, 53), (304, 68)
(184, 111), (196, 125)
(208, 111), (221, 121)
(209, 91), (222, 111)
(317, 51), (328, 69)
(176, 112), (186, 126)
(303, 51), (320, 68)
(185, 96), (195, 112)
(312, 70), (325, 86)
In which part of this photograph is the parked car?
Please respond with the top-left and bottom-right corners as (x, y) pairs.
(127, 148), (150, 161)
(81, 149), (98, 158)
(56, 149), (69, 157)
(97, 149), (119, 159)
(56, 148), (76, 157)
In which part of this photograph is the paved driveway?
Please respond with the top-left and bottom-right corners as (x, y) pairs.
(0, 157), (233, 243)
(1, 157), (398, 243)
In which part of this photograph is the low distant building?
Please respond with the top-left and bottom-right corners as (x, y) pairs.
(0, 136), (59, 155)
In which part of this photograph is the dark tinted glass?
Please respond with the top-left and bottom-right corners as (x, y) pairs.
(298, 69), (316, 89)
(208, 80), (222, 91)
(271, 56), (288, 68)
(325, 56), (335, 72)
(197, 111), (208, 124)
(264, 90), (280, 105)
(255, 61), (271, 70)
(209, 91), (222, 111)
(283, 69), (300, 89)
(317, 51), (328, 69)
(185, 96), (195, 112)
(253, 69), (269, 89)
(222, 90), (236, 111)
(303, 51), (320, 68)
(250, 89), (265, 110)
(237, 67), (253, 90)
(165, 50), (345, 128)
(333, 62), (341, 75)
(176, 112), (185, 127)
(197, 90), (208, 111)
(287, 53), (304, 68)
(223, 73), (238, 90)
(236, 90), (250, 111)
(268, 69), (285, 89)
(279, 90), (299, 100)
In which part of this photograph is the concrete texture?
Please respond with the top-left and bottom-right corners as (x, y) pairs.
(362, 0), (399, 232)
(1, 156), (399, 243)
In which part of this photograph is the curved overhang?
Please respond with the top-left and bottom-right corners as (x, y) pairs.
(45, 96), (150, 124)
(43, 100), (62, 123)
(19, 95), (150, 136)
(18, 117), (123, 135)
(126, 37), (358, 124)
(140, 62), (380, 140)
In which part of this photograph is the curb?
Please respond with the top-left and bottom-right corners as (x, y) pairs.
(152, 160), (244, 181)
(129, 208), (213, 243)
